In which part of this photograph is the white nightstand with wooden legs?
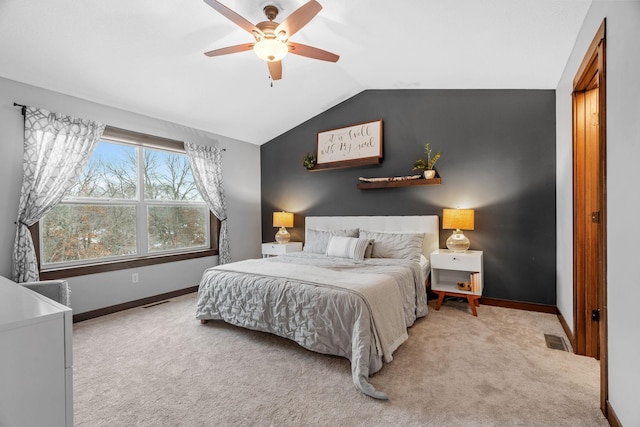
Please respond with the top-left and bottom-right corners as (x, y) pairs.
(430, 249), (483, 316)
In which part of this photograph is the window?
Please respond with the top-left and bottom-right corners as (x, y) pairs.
(37, 129), (217, 278)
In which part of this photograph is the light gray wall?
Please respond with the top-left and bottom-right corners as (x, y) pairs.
(556, 2), (640, 425)
(0, 77), (262, 314)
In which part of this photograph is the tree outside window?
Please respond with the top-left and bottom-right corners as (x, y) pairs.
(41, 140), (210, 268)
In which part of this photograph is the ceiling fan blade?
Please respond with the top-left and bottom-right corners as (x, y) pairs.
(204, 43), (254, 57)
(287, 42), (339, 62)
(268, 61), (283, 80)
(203, 0), (263, 37)
(275, 0), (322, 39)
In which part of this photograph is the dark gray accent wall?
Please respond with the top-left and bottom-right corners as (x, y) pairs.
(261, 89), (556, 305)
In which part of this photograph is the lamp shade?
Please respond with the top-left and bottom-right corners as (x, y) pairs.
(273, 211), (294, 228)
(254, 39), (288, 62)
(442, 209), (475, 230)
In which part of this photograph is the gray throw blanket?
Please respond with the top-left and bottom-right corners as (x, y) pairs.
(195, 254), (427, 399)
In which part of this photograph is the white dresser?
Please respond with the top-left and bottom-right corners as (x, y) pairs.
(0, 276), (73, 427)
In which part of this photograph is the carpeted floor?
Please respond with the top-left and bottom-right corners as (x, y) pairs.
(73, 293), (608, 426)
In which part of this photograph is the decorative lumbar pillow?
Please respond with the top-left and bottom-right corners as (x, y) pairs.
(326, 236), (371, 261)
(359, 230), (425, 262)
(303, 228), (359, 254)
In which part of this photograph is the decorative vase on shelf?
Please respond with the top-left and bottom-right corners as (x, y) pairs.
(424, 170), (436, 179)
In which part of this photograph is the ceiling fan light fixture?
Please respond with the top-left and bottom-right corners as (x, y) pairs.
(253, 38), (288, 62)
(204, 0), (338, 79)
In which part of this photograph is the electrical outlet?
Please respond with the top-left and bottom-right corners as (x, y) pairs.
(132, 273), (139, 283)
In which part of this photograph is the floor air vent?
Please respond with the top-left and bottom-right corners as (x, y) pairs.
(544, 334), (568, 351)
(142, 300), (170, 309)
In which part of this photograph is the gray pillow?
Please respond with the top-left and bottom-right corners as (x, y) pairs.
(303, 228), (359, 254)
(359, 230), (425, 262)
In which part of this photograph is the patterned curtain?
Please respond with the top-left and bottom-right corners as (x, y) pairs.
(12, 107), (105, 282)
(184, 142), (231, 264)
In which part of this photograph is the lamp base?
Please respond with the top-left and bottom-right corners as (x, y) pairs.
(446, 229), (470, 252)
(275, 227), (290, 244)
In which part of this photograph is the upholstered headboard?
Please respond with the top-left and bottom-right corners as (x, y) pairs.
(305, 215), (440, 258)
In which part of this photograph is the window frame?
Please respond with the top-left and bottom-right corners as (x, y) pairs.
(33, 126), (220, 280)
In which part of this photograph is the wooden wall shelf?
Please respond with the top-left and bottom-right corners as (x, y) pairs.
(357, 177), (441, 189)
(308, 157), (381, 172)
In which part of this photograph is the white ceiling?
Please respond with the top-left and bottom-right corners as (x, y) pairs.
(0, 0), (591, 145)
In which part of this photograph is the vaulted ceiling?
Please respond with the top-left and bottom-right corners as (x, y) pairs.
(0, 0), (591, 145)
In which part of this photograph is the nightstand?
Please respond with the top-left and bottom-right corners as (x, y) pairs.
(430, 249), (484, 316)
(261, 242), (302, 257)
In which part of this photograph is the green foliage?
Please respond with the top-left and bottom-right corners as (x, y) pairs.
(303, 152), (316, 170)
(412, 159), (427, 171)
(427, 151), (441, 170)
(413, 142), (442, 171)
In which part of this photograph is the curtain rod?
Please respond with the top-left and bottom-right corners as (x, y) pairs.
(13, 102), (26, 115)
(13, 103), (227, 152)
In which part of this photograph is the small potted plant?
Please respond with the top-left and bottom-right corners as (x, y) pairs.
(412, 143), (441, 179)
(303, 152), (316, 170)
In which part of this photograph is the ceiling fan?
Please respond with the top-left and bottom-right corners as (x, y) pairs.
(203, 0), (339, 81)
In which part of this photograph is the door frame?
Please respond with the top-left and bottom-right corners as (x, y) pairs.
(572, 19), (608, 415)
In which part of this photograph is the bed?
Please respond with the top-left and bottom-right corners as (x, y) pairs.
(195, 215), (439, 399)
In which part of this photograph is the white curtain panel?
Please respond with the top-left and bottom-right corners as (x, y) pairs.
(184, 142), (230, 264)
(12, 107), (105, 283)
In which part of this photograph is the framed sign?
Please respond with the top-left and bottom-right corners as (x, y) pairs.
(316, 119), (383, 166)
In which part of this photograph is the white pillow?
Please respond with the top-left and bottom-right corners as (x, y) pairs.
(359, 230), (425, 262)
(326, 236), (371, 261)
(303, 228), (359, 254)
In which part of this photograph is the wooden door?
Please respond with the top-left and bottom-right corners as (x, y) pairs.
(573, 87), (601, 358)
(572, 20), (607, 415)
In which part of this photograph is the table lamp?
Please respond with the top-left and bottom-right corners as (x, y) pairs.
(273, 211), (294, 244)
(443, 208), (475, 252)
